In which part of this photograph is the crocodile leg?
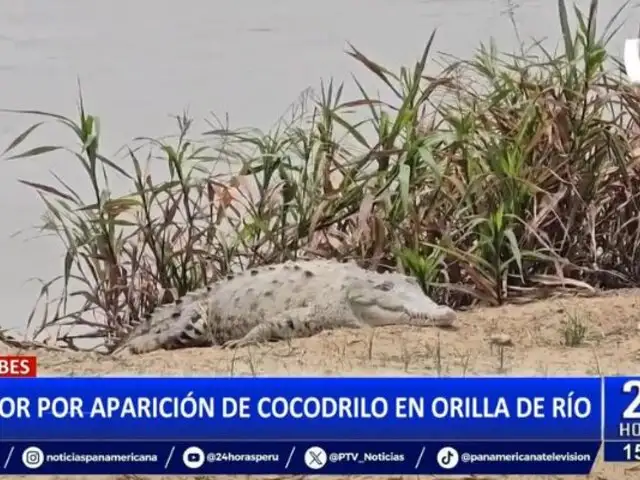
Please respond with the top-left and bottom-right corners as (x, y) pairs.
(221, 305), (362, 349)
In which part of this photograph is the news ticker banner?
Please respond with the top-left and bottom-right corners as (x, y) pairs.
(0, 441), (600, 475)
(0, 376), (639, 474)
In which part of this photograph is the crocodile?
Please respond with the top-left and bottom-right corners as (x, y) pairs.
(112, 259), (456, 354)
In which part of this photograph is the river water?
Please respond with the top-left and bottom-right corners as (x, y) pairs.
(0, 0), (635, 333)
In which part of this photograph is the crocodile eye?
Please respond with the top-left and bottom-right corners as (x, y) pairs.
(374, 281), (394, 291)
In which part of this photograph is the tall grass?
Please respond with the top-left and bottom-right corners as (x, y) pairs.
(3, 0), (639, 353)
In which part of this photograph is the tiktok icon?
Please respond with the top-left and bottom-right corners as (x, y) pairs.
(435, 446), (460, 470)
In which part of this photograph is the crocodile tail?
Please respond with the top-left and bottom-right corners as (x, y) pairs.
(130, 301), (212, 354)
(108, 287), (211, 354)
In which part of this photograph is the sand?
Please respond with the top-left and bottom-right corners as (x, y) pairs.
(5, 288), (640, 479)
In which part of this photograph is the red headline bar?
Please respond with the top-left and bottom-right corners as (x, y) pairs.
(0, 355), (37, 377)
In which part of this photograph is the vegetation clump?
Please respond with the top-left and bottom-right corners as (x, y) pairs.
(3, 0), (639, 352)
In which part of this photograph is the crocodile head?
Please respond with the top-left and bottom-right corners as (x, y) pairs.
(345, 273), (456, 328)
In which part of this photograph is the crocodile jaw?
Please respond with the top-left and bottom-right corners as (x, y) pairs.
(346, 282), (456, 327)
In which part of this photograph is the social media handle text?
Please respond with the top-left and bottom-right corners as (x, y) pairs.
(325, 450), (405, 466)
(432, 445), (595, 475)
(181, 446), (280, 471)
(298, 442), (596, 475)
(0, 441), (599, 475)
(15, 445), (160, 472)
